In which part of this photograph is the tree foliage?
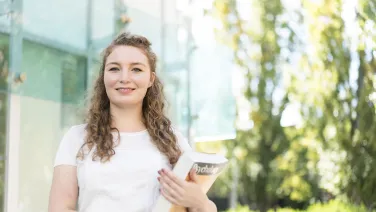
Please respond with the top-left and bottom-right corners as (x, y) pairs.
(209, 0), (320, 211)
(209, 0), (376, 210)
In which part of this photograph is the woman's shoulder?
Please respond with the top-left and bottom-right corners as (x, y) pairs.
(59, 123), (88, 148)
(54, 124), (87, 167)
(171, 126), (185, 141)
(171, 126), (192, 152)
(64, 123), (87, 138)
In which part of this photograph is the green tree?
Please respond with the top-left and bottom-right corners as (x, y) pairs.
(209, 0), (376, 210)
(295, 0), (376, 208)
(208, 0), (320, 211)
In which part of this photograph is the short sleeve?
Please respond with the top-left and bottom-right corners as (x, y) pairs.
(174, 129), (192, 153)
(54, 125), (86, 167)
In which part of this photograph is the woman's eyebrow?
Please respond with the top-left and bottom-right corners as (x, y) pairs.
(105, 62), (146, 67)
(130, 62), (146, 67)
(105, 61), (120, 66)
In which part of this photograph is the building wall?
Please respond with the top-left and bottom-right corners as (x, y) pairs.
(23, 0), (89, 50)
(0, 0), (186, 210)
(0, 35), (86, 211)
(0, 0), (236, 211)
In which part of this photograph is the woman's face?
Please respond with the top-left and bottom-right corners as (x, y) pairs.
(104, 45), (155, 108)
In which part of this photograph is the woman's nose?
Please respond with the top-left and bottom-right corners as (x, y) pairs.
(119, 69), (131, 82)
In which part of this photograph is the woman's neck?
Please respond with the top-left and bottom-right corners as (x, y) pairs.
(110, 103), (146, 133)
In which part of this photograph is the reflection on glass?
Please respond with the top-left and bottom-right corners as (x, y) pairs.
(0, 37), (9, 92)
(23, 0), (88, 50)
(61, 57), (87, 128)
(0, 44), (8, 212)
(0, 92), (5, 212)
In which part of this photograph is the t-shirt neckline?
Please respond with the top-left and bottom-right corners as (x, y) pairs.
(116, 129), (148, 136)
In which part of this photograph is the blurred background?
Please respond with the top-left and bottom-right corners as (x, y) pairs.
(0, 0), (375, 211)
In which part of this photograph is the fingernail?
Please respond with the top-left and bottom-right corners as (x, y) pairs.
(158, 170), (161, 174)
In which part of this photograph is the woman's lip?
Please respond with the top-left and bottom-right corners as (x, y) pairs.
(116, 88), (135, 90)
(116, 88), (135, 94)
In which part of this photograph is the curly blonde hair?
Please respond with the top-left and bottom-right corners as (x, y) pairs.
(78, 32), (181, 164)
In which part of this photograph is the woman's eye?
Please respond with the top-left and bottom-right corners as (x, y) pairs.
(133, 68), (142, 72)
(109, 67), (119, 71)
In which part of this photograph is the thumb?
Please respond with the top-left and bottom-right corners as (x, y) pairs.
(189, 168), (199, 183)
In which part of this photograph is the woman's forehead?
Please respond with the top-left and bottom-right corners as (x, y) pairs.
(106, 46), (149, 65)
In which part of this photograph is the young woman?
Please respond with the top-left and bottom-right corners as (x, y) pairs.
(48, 32), (217, 212)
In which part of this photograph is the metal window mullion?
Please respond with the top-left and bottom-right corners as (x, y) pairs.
(4, 0), (23, 211)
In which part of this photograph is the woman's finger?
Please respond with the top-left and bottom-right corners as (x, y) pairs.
(161, 169), (185, 187)
(159, 174), (184, 196)
(161, 188), (179, 205)
(189, 168), (199, 183)
(159, 177), (181, 199)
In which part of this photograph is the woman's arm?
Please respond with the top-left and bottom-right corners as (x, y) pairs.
(206, 200), (217, 211)
(198, 199), (217, 212)
(189, 199), (217, 212)
(48, 165), (78, 212)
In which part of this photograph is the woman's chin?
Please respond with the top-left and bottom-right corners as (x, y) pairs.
(111, 99), (142, 108)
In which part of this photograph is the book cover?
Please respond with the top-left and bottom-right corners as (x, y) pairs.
(153, 152), (228, 212)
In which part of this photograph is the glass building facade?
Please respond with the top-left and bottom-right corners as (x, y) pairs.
(0, 0), (235, 211)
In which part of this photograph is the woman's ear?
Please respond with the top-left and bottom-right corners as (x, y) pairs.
(149, 72), (155, 87)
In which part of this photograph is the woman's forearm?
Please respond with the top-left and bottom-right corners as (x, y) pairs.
(201, 200), (217, 212)
(48, 210), (76, 212)
(189, 199), (217, 212)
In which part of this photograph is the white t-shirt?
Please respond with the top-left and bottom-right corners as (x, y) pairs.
(54, 124), (192, 212)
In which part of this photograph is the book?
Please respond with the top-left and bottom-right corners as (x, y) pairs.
(152, 151), (228, 212)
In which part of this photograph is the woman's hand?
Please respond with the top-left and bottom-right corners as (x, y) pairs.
(158, 168), (214, 211)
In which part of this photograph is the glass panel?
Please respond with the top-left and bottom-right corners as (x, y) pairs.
(92, 0), (115, 42)
(87, 58), (101, 92)
(165, 70), (189, 134)
(13, 1), (121, 210)
(127, 6), (162, 56)
(0, 34), (9, 212)
(16, 38), (87, 212)
(164, 23), (182, 65)
(190, 45), (236, 140)
(23, 0), (88, 50)
(0, 34), (9, 92)
(61, 57), (87, 129)
(0, 92), (6, 212)
(163, 77), (179, 125)
(0, 1), (11, 30)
